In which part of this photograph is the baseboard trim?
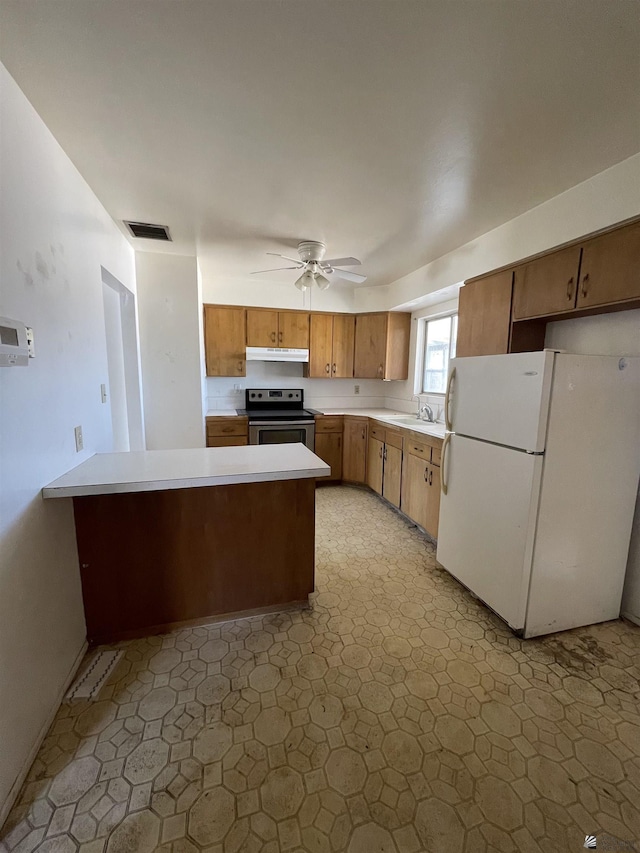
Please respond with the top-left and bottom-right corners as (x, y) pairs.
(0, 639), (88, 831)
(621, 611), (640, 628)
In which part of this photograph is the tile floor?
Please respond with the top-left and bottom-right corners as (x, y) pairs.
(2, 485), (640, 853)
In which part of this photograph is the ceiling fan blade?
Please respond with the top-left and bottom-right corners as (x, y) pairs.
(266, 252), (303, 264)
(251, 266), (301, 274)
(322, 257), (361, 267)
(330, 268), (367, 283)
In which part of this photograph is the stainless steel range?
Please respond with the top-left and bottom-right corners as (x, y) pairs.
(239, 389), (317, 449)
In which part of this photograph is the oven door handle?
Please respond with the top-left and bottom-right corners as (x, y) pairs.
(249, 420), (315, 426)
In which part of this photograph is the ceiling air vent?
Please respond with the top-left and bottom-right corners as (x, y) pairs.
(124, 221), (172, 241)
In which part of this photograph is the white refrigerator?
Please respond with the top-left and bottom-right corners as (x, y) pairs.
(436, 351), (640, 638)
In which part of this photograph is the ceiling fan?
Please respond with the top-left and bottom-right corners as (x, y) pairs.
(251, 241), (366, 290)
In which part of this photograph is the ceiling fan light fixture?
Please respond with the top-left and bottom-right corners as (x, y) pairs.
(315, 273), (331, 291)
(294, 269), (315, 291)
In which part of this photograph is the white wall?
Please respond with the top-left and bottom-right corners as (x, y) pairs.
(545, 311), (640, 625)
(0, 64), (137, 823)
(136, 253), (204, 449)
(201, 274), (356, 314)
(357, 153), (640, 313)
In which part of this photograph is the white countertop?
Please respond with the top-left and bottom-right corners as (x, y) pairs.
(205, 410), (242, 417)
(43, 445), (331, 499)
(205, 407), (446, 439)
(319, 408), (447, 439)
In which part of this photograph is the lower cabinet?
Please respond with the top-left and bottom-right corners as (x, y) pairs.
(314, 416), (343, 481)
(206, 416), (248, 447)
(343, 417), (368, 483)
(401, 446), (441, 539)
(367, 436), (384, 494)
(382, 443), (402, 508)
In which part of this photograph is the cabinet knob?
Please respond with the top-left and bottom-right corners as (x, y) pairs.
(278, 331), (283, 342)
(581, 273), (590, 298)
(429, 469), (433, 486)
(271, 331), (276, 342)
(379, 446), (383, 458)
(566, 277), (574, 300)
(237, 360), (243, 372)
(325, 363), (330, 374)
(361, 429), (365, 439)
(377, 364), (383, 377)
(332, 363), (336, 374)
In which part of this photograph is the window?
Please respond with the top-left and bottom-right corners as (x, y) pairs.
(421, 314), (458, 394)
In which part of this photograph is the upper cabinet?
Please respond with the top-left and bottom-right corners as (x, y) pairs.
(204, 305), (246, 377)
(309, 314), (355, 378)
(354, 312), (411, 380)
(456, 271), (513, 357)
(246, 309), (309, 348)
(512, 246), (582, 320)
(576, 221), (640, 309)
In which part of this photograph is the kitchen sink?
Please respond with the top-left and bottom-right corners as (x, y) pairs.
(386, 416), (445, 434)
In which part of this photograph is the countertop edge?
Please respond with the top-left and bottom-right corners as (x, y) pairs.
(42, 465), (331, 499)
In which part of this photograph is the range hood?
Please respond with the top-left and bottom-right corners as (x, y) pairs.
(246, 346), (309, 363)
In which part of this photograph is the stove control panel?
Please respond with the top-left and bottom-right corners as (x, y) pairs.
(247, 389), (303, 403)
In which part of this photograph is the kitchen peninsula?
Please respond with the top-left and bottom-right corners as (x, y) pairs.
(43, 445), (330, 643)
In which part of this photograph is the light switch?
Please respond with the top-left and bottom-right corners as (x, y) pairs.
(74, 425), (84, 452)
(101, 383), (108, 403)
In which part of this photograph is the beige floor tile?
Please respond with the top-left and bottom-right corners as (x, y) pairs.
(2, 485), (640, 852)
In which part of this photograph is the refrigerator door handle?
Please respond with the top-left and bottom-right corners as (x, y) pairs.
(445, 367), (456, 432)
(441, 433), (452, 495)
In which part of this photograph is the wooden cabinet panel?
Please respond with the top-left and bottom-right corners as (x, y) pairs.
(279, 311), (309, 348)
(384, 429), (403, 451)
(309, 314), (333, 378)
(246, 309), (278, 346)
(315, 432), (342, 481)
(343, 417), (368, 484)
(354, 313), (388, 378)
(204, 305), (246, 377)
(369, 424), (385, 441)
(401, 451), (428, 528)
(382, 444), (402, 508)
(512, 246), (581, 319)
(332, 314), (355, 378)
(425, 464), (441, 538)
(315, 416), (344, 434)
(405, 438), (432, 463)
(206, 417), (248, 438)
(367, 437), (384, 495)
(577, 221), (640, 308)
(457, 272), (513, 357)
(206, 436), (248, 448)
(385, 313), (412, 380)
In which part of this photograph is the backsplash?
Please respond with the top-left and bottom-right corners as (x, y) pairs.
(205, 362), (443, 418)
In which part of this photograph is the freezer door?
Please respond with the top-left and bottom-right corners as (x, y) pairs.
(436, 434), (542, 631)
(446, 352), (555, 452)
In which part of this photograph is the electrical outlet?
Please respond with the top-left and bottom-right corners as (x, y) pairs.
(354, 384), (360, 395)
(74, 425), (84, 452)
(25, 327), (35, 358)
(233, 383), (242, 391)
(101, 383), (108, 403)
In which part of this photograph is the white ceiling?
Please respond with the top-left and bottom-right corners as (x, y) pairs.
(1, 0), (639, 289)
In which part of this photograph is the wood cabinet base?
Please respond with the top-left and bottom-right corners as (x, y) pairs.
(73, 479), (316, 644)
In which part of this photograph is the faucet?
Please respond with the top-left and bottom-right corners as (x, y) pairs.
(421, 404), (435, 423)
(410, 394), (422, 419)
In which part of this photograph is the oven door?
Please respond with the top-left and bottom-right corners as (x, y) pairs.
(249, 420), (315, 450)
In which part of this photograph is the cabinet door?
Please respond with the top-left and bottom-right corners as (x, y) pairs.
(456, 272), (513, 357)
(343, 417), (367, 483)
(204, 305), (246, 377)
(315, 432), (342, 481)
(577, 221), (640, 308)
(354, 314), (388, 378)
(247, 309), (278, 346)
(332, 314), (355, 378)
(425, 464), (441, 539)
(382, 444), (402, 508)
(279, 312), (309, 348)
(401, 451), (428, 527)
(367, 437), (384, 495)
(512, 246), (581, 319)
(309, 314), (333, 378)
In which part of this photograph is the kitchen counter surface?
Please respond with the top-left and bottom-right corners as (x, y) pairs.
(43, 445), (330, 499)
(318, 408), (447, 439)
(205, 409), (242, 417)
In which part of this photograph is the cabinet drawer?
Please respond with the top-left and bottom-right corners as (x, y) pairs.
(206, 417), (248, 437)
(206, 436), (248, 447)
(406, 439), (432, 462)
(385, 429), (403, 450)
(369, 424), (386, 441)
(315, 416), (344, 434)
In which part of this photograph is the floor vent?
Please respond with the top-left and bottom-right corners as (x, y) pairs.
(124, 220), (172, 241)
(66, 650), (123, 701)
